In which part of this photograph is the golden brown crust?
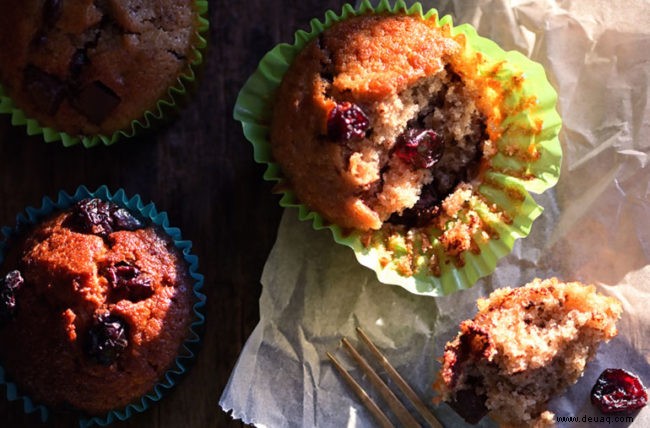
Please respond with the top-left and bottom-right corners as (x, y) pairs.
(270, 14), (488, 231)
(0, 0), (198, 135)
(0, 208), (194, 415)
(316, 14), (456, 101)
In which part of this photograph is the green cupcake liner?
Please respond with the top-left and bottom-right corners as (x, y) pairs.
(0, 1), (209, 148)
(234, 0), (562, 296)
(0, 185), (206, 427)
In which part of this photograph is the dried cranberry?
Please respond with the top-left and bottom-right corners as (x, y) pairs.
(111, 206), (143, 231)
(591, 368), (648, 414)
(86, 312), (129, 365)
(73, 198), (113, 235)
(67, 198), (143, 237)
(0, 270), (24, 324)
(105, 261), (153, 301)
(448, 381), (489, 424)
(394, 128), (444, 169)
(327, 102), (370, 142)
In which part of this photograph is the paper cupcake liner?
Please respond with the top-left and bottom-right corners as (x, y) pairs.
(234, 0), (562, 296)
(0, 185), (206, 427)
(0, 1), (209, 148)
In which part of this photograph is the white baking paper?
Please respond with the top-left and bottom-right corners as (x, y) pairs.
(220, 0), (650, 426)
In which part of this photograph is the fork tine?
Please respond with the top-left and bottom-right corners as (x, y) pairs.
(341, 337), (421, 428)
(326, 351), (395, 428)
(356, 327), (442, 428)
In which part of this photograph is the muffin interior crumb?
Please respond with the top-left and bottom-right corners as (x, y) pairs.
(436, 278), (622, 426)
(318, 65), (487, 226)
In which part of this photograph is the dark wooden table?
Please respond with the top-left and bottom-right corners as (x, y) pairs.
(0, 1), (346, 426)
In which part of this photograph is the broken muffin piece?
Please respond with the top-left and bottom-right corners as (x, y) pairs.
(434, 278), (622, 426)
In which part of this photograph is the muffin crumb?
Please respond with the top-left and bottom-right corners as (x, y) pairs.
(434, 278), (622, 426)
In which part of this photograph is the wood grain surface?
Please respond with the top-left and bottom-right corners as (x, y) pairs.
(0, 1), (346, 426)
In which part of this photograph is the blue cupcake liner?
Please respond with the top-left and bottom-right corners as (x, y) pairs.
(0, 185), (206, 427)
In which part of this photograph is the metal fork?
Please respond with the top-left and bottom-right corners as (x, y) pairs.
(327, 327), (442, 428)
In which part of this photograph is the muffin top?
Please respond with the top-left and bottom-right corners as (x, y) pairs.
(0, 0), (198, 135)
(0, 199), (194, 415)
(270, 14), (491, 231)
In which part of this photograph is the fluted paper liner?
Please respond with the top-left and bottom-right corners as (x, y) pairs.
(0, 1), (209, 148)
(0, 185), (206, 427)
(234, 0), (562, 296)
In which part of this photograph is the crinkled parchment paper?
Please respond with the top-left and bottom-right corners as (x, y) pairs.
(220, 0), (650, 426)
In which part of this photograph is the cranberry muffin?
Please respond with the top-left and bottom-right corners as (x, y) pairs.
(240, 4), (562, 294)
(0, 0), (202, 136)
(434, 278), (622, 426)
(0, 198), (195, 415)
(270, 14), (491, 233)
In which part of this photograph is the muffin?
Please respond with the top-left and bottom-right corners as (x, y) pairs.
(0, 0), (208, 146)
(236, 2), (562, 295)
(434, 278), (622, 426)
(0, 190), (204, 421)
(271, 13), (489, 232)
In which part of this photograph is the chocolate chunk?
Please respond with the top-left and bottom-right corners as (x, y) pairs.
(69, 49), (89, 79)
(387, 182), (442, 228)
(30, 0), (63, 47)
(448, 386), (489, 424)
(23, 65), (67, 115)
(43, 0), (63, 29)
(30, 30), (48, 47)
(70, 81), (121, 124)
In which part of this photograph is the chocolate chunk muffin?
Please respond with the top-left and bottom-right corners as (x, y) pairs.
(0, 198), (195, 415)
(270, 14), (491, 232)
(0, 0), (201, 136)
(434, 278), (622, 426)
